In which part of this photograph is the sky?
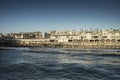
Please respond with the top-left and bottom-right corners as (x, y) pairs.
(0, 0), (120, 33)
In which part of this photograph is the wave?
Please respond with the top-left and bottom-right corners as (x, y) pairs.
(1, 47), (120, 54)
(24, 48), (120, 54)
(0, 47), (30, 51)
(0, 62), (120, 80)
(99, 54), (120, 57)
(0, 47), (120, 80)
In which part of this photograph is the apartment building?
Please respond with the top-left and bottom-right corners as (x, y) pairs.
(50, 29), (120, 42)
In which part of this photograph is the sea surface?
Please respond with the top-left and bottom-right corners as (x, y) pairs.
(0, 48), (120, 80)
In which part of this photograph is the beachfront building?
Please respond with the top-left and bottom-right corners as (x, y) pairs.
(0, 29), (120, 48)
(99, 30), (120, 42)
(50, 30), (82, 42)
(1, 29), (120, 44)
(5, 32), (44, 39)
(50, 29), (120, 43)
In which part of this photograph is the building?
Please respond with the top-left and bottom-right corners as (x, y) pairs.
(50, 29), (120, 43)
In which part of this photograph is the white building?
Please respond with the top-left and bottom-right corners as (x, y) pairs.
(50, 29), (120, 42)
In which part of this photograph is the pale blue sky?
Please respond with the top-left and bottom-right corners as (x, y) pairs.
(0, 0), (120, 33)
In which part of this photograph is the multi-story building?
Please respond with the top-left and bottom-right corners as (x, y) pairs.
(1, 29), (120, 43)
(50, 30), (81, 42)
(6, 32), (44, 39)
(50, 29), (120, 43)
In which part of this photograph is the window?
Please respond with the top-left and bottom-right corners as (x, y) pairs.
(92, 36), (99, 38)
(102, 36), (107, 38)
(117, 39), (120, 42)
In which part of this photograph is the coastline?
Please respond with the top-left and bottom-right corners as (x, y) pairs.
(0, 47), (120, 55)
(0, 40), (120, 49)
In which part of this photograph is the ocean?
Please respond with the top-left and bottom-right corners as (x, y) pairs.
(0, 48), (120, 80)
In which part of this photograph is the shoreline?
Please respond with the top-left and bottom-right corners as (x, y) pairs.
(0, 47), (120, 55)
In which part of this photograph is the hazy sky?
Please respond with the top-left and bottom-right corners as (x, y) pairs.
(0, 0), (120, 33)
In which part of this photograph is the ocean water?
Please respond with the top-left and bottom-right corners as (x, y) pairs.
(0, 48), (120, 80)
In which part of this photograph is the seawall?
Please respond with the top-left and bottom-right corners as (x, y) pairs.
(0, 39), (120, 49)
